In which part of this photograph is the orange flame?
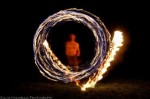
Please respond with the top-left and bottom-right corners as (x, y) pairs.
(79, 31), (123, 91)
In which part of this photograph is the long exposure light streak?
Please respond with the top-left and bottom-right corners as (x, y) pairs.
(33, 8), (123, 91)
(80, 31), (123, 91)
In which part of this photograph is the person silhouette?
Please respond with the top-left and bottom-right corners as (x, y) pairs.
(65, 33), (80, 71)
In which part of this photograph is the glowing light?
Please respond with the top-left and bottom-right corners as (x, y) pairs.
(33, 8), (124, 91)
(79, 31), (123, 91)
(43, 40), (49, 49)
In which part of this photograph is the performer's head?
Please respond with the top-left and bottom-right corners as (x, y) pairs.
(69, 33), (76, 41)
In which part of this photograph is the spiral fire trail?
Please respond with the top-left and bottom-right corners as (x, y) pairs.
(33, 8), (123, 91)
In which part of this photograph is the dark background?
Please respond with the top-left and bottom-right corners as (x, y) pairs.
(48, 21), (96, 66)
(1, 0), (150, 92)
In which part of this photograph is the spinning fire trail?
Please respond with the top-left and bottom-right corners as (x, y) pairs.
(33, 8), (123, 91)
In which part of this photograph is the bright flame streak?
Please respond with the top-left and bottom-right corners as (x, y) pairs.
(43, 40), (49, 49)
(43, 40), (71, 74)
(79, 31), (123, 91)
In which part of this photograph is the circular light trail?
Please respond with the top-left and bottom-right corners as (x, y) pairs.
(33, 8), (123, 91)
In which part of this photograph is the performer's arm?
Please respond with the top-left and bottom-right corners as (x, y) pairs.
(76, 44), (80, 56)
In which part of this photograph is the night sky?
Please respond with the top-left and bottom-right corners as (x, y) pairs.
(1, 0), (150, 85)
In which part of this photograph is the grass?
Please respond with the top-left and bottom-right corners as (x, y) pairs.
(1, 78), (150, 99)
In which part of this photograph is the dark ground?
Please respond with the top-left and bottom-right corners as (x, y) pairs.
(1, 78), (150, 99)
(1, 0), (150, 99)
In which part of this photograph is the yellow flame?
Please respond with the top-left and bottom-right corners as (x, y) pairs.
(78, 31), (123, 91)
